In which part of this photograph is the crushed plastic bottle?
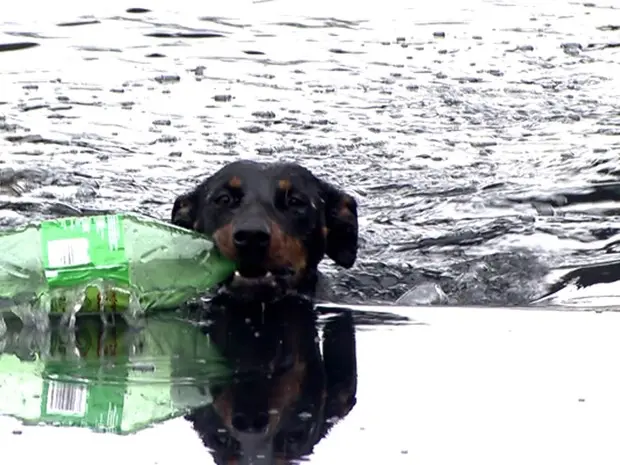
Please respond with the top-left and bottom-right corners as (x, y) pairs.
(0, 213), (236, 328)
(0, 313), (230, 434)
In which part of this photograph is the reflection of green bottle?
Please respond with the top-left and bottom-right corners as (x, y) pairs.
(0, 314), (230, 434)
(0, 213), (236, 323)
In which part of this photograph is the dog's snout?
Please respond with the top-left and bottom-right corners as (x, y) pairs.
(231, 412), (270, 433)
(233, 228), (270, 251)
(232, 218), (272, 271)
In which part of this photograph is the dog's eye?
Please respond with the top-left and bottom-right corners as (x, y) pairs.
(213, 193), (231, 206)
(213, 192), (240, 207)
(286, 192), (308, 209)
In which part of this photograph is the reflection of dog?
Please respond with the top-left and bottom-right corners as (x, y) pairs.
(184, 294), (358, 464)
(171, 160), (359, 301)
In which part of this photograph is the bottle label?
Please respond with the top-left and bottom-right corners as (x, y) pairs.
(41, 215), (130, 289)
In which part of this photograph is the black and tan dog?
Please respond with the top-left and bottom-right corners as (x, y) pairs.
(184, 294), (358, 464)
(168, 161), (360, 461)
(170, 160), (359, 301)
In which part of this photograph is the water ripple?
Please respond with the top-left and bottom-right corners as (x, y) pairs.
(0, 0), (618, 306)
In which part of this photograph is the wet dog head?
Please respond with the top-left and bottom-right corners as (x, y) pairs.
(171, 160), (358, 297)
(185, 295), (358, 464)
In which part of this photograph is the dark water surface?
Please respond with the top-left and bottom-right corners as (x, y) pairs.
(1, 0), (620, 462)
(0, 0), (618, 306)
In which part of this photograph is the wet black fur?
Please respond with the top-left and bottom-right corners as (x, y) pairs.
(170, 160), (359, 302)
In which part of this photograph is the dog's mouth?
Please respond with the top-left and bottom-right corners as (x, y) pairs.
(231, 269), (276, 287)
(228, 267), (296, 289)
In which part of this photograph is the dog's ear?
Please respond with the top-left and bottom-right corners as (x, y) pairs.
(321, 182), (358, 269)
(171, 188), (199, 230)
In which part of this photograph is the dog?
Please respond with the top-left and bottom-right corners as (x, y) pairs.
(171, 160), (359, 301)
(184, 294), (358, 464)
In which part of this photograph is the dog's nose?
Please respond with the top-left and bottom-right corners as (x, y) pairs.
(232, 215), (271, 272)
(231, 412), (270, 433)
(232, 217), (271, 266)
(233, 228), (271, 251)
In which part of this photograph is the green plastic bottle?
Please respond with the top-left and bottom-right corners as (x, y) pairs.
(0, 314), (230, 434)
(0, 213), (235, 330)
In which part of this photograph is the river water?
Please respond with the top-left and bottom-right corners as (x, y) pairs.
(0, 0), (619, 463)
